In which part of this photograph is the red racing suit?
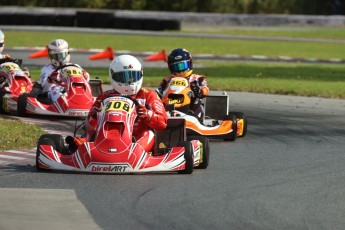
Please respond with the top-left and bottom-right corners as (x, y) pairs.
(157, 73), (209, 120)
(85, 87), (167, 152)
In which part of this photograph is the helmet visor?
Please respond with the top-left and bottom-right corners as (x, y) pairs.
(49, 51), (69, 61)
(112, 70), (143, 84)
(169, 60), (192, 74)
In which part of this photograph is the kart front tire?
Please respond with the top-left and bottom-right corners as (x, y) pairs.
(228, 112), (248, 137)
(222, 114), (237, 141)
(177, 141), (194, 174)
(36, 138), (55, 171)
(38, 134), (65, 153)
(188, 136), (209, 169)
(17, 93), (29, 117)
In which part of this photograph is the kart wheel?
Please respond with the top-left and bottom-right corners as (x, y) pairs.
(36, 138), (55, 171)
(17, 93), (29, 117)
(222, 114), (237, 141)
(177, 141), (194, 174)
(228, 112), (248, 137)
(0, 91), (10, 113)
(38, 134), (65, 153)
(187, 136), (209, 169)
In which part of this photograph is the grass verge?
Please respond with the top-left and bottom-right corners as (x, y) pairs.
(28, 61), (345, 99)
(0, 117), (46, 151)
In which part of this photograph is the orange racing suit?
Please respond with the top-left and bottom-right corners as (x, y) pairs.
(157, 73), (209, 120)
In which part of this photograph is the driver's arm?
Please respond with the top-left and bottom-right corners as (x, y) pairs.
(142, 90), (167, 131)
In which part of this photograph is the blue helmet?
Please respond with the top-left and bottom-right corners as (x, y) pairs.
(167, 48), (193, 77)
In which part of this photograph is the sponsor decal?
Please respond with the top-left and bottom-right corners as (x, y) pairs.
(175, 55), (182, 60)
(123, 64), (133, 69)
(68, 111), (89, 116)
(90, 164), (130, 172)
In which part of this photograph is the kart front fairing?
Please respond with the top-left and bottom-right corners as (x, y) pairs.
(23, 73), (95, 117)
(36, 96), (204, 174)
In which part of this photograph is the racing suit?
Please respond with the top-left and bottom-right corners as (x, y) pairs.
(157, 73), (209, 121)
(85, 87), (167, 153)
(39, 63), (90, 102)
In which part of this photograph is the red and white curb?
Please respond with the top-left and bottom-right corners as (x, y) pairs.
(0, 149), (36, 168)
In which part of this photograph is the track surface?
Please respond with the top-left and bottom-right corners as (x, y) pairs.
(1, 92), (345, 230)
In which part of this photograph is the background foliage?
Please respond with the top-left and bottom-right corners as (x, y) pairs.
(1, 0), (344, 15)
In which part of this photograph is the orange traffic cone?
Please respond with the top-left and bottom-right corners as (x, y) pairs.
(144, 49), (167, 62)
(29, 46), (49, 59)
(89, 47), (114, 60)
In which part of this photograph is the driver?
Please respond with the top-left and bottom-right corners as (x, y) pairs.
(0, 29), (11, 60)
(39, 39), (90, 102)
(156, 48), (209, 121)
(69, 55), (168, 153)
(0, 29), (31, 88)
(77, 54), (167, 153)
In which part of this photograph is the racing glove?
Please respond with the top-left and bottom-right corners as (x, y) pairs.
(82, 69), (90, 81)
(190, 81), (202, 98)
(137, 105), (153, 121)
(3, 54), (12, 59)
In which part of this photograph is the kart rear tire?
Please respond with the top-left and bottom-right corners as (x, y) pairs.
(228, 112), (248, 137)
(38, 134), (65, 153)
(36, 138), (55, 171)
(177, 141), (194, 174)
(222, 114), (237, 141)
(187, 136), (209, 169)
(17, 93), (29, 117)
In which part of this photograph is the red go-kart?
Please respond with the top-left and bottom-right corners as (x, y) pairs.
(36, 96), (209, 174)
(0, 58), (33, 113)
(16, 64), (102, 118)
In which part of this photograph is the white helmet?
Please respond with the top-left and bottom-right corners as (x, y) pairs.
(0, 30), (4, 53)
(109, 55), (143, 95)
(48, 39), (70, 66)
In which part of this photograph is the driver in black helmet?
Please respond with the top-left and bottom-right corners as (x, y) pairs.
(157, 48), (209, 121)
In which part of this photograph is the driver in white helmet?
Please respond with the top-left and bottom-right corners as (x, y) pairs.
(38, 39), (90, 102)
(0, 29), (31, 87)
(75, 55), (167, 153)
(0, 29), (11, 60)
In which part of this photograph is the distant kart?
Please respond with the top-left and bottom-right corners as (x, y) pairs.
(0, 58), (33, 113)
(36, 96), (209, 174)
(159, 77), (247, 141)
(16, 64), (103, 118)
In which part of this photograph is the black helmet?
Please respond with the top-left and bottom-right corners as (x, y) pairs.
(167, 48), (193, 77)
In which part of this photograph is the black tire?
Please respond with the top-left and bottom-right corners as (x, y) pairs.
(0, 91), (10, 113)
(177, 141), (194, 174)
(36, 137), (55, 171)
(188, 136), (210, 169)
(17, 93), (29, 117)
(228, 112), (248, 137)
(38, 134), (65, 153)
(222, 114), (237, 141)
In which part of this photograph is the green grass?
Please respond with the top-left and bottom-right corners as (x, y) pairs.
(28, 61), (345, 98)
(182, 27), (345, 40)
(5, 31), (345, 59)
(0, 117), (46, 151)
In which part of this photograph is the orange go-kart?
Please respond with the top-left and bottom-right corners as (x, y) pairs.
(159, 77), (247, 141)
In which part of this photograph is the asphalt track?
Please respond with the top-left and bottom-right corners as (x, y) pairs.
(1, 91), (345, 230)
(1, 30), (345, 229)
